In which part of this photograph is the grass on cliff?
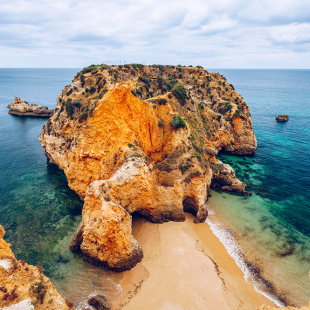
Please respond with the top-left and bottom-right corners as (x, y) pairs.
(171, 84), (189, 105)
(170, 114), (187, 129)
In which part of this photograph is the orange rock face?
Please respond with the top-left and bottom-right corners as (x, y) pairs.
(39, 65), (257, 271)
(0, 226), (73, 310)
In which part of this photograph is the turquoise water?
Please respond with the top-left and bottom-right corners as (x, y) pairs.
(0, 69), (123, 307)
(0, 69), (309, 307)
(207, 69), (310, 306)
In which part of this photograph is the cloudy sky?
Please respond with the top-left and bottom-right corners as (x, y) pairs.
(1, 0), (310, 68)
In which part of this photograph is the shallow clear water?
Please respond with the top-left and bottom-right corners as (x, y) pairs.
(0, 69), (309, 307)
(0, 69), (122, 307)
(207, 69), (310, 306)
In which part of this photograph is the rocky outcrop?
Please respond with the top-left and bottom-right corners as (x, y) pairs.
(88, 295), (111, 310)
(276, 114), (289, 122)
(39, 64), (257, 271)
(0, 225), (73, 310)
(8, 97), (54, 117)
(257, 302), (310, 310)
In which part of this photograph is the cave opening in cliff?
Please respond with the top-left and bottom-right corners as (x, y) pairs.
(182, 197), (198, 217)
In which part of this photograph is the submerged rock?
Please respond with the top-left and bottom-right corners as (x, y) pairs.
(39, 64), (257, 271)
(276, 114), (289, 122)
(88, 295), (111, 310)
(8, 97), (53, 117)
(0, 225), (74, 310)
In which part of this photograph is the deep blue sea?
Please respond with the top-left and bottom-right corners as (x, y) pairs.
(0, 68), (309, 307)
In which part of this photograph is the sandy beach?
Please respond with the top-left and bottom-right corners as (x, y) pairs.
(110, 213), (275, 310)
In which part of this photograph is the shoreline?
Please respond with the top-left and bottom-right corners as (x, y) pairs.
(110, 212), (276, 310)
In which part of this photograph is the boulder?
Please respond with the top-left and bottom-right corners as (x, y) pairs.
(88, 295), (111, 310)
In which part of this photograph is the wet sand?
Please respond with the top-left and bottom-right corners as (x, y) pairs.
(111, 213), (275, 310)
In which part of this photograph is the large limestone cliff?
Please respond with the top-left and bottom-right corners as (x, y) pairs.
(39, 64), (257, 271)
(0, 225), (73, 310)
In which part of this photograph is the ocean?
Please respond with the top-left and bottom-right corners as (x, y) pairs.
(0, 68), (309, 307)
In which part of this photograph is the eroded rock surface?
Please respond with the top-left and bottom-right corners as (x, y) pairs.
(39, 64), (257, 271)
(8, 97), (53, 117)
(0, 225), (73, 310)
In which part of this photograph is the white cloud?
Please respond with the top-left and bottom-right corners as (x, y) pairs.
(0, 0), (309, 68)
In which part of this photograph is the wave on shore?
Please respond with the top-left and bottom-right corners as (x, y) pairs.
(206, 207), (284, 307)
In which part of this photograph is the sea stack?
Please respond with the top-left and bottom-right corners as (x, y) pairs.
(8, 97), (54, 117)
(39, 64), (257, 271)
(276, 113), (289, 122)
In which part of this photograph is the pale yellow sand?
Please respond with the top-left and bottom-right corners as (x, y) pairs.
(111, 213), (275, 310)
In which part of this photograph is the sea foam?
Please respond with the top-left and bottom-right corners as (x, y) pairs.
(206, 207), (284, 307)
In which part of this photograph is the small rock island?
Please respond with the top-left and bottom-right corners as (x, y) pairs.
(8, 97), (54, 117)
(276, 113), (289, 122)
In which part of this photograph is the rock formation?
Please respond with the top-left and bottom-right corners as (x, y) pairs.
(276, 114), (289, 122)
(8, 97), (54, 117)
(0, 225), (73, 310)
(39, 64), (257, 271)
(88, 295), (111, 310)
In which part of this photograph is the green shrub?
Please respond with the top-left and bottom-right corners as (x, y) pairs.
(171, 84), (189, 104)
(191, 100), (194, 105)
(131, 69), (136, 75)
(217, 114), (222, 121)
(147, 93), (150, 99)
(65, 99), (73, 117)
(136, 89), (142, 96)
(211, 163), (225, 173)
(139, 76), (150, 87)
(81, 64), (97, 75)
(78, 111), (88, 121)
(158, 120), (164, 127)
(98, 88), (108, 99)
(85, 88), (89, 93)
(166, 82), (173, 90)
(80, 74), (85, 86)
(91, 70), (98, 75)
(162, 85), (168, 92)
(220, 101), (232, 115)
(89, 86), (96, 94)
(198, 102), (204, 109)
(73, 100), (81, 108)
(194, 153), (202, 161)
(124, 64), (131, 69)
(157, 76), (163, 83)
(169, 114), (187, 129)
(96, 76), (102, 85)
(66, 88), (73, 96)
(179, 164), (189, 174)
(230, 83), (235, 90)
(157, 98), (167, 105)
(218, 81), (222, 85)
(179, 73), (183, 79)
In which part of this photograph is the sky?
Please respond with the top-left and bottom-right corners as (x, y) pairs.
(1, 0), (310, 68)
